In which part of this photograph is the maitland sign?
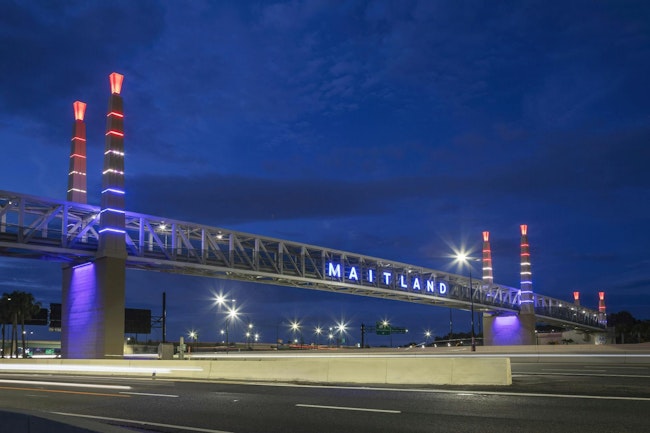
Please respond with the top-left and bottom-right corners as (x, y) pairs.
(326, 262), (448, 296)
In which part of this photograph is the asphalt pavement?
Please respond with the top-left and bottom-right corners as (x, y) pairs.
(0, 356), (648, 433)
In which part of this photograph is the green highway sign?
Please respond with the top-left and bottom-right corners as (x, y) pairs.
(375, 322), (407, 335)
(376, 321), (391, 335)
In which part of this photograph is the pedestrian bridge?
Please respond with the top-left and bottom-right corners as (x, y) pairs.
(0, 190), (604, 332)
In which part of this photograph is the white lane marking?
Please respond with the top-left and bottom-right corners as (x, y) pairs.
(241, 382), (650, 402)
(296, 404), (400, 414)
(0, 379), (131, 390)
(541, 369), (606, 372)
(51, 412), (232, 433)
(520, 372), (650, 379)
(607, 366), (650, 370)
(119, 392), (179, 398)
(0, 364), (202, 374)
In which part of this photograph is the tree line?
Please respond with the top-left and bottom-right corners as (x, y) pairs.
(0, 291), (41, 358)
(608, 311), (650, 344)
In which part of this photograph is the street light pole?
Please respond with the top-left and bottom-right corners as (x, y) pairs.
(455, 253), (477, 352)
(469, 267), (476, 352)
(225, 320), (230, 354)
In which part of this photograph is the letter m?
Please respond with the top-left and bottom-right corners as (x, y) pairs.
(328, 262), (341, 279)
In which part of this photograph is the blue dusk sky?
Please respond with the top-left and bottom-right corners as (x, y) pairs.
(0, 0), (649, 345)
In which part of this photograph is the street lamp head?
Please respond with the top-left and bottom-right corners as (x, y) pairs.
(215, 293), (236, 307)
(227, 307), (239, 320)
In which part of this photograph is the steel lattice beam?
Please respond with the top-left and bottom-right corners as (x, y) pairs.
(0, 190), (605, 331)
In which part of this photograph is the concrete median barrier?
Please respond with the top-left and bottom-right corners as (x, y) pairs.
(1, 356), (511, 385)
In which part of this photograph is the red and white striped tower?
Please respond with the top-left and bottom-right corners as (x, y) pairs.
(67, 101), (87, 203)
(62, 73), (127, 359)
(519, 224), (534, 313)
(573, 291), (581, 306)
(99, 72), (127, 257)
(482, 231), (493, 287)
(598, 291), (606, 324)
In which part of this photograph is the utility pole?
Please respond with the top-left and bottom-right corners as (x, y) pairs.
(162, 291), (167, 343)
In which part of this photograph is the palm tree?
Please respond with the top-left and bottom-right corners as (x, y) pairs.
(0, 294), (11, 358)
(5, 291), (41, 358)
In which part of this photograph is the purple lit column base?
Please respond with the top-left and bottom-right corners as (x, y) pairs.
(483, 313), (536, 346)
(61, 257), (126, 359)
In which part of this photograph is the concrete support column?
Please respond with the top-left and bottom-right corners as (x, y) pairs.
(61, 257), (125, 359)
(483, 313), (536, 346)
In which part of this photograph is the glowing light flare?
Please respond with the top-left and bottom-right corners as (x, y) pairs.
(109, 72), (124, 94)
(226, 306), (240, 320)
(214, 293), (236, 309)
(107, 111), (124, 118)
(73, 101), (87, 121)
(67, 188), (86, 193)
(520, 224), (528, 235)
(106, 130), (124, 137)
(451, 248), (480, 269)
(70, 153), (86, 159)
(599, 291), (605, 301)
(573, 291), (580, 301)
(482, 231), (490, 242)
(71, 136), (86, 142)
(69, 171), (87, 176)
(105, 150), (125, 156)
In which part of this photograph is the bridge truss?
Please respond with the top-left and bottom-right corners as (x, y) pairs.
(0, 190), (605, 331)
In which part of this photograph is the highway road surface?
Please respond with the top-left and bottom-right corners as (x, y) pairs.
(0, 358), (648, 433)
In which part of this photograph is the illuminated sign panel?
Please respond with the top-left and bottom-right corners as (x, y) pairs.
(326, 262), (448, 296)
